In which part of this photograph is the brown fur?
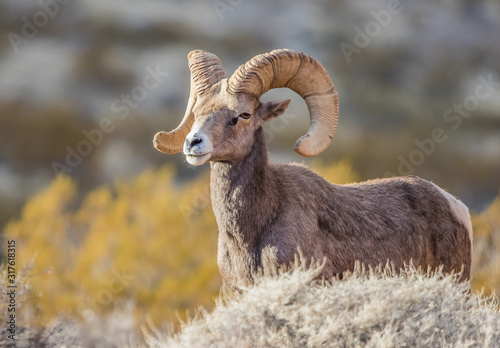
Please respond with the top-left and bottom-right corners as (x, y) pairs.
(211, 128), (471, 288)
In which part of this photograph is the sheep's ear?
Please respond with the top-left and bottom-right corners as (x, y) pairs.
(258, 99), (291, 123)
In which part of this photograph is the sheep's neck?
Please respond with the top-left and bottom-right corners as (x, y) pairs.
(210, 128), (279, 252)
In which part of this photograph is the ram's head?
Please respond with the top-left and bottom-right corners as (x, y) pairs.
(153, 49), (339, 165)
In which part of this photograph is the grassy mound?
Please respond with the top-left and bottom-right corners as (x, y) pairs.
(148, 265), (500, 348)
(2, 264), (499, 347)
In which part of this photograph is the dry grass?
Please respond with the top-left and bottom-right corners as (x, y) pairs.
(146, 264), (500, 348)
(2, 263), (500, 347)
(0, 264), (82, 347)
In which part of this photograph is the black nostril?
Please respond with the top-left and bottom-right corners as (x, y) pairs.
(188, 137), (202, 148)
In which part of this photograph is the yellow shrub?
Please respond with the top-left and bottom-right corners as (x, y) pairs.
(310, 158), (360, 185)
(4, 165), (220, 328)
(471, 193), (500, 296)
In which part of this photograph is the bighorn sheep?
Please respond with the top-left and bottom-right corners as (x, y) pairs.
(153, 49), (473, 288)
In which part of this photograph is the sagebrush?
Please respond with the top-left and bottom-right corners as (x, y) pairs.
(2, 258), (500, 347)
(148, 265), (500, 348)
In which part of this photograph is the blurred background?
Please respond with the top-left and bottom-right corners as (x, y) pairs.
(0, 0), (499, 343)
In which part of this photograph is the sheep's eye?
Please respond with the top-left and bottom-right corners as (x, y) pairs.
(229, 117), (239, 126)
(239, 112), (251, 119)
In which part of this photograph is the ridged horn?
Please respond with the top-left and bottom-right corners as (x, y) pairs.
(227, 49), (339, 157)
(153, 50), (226, 154)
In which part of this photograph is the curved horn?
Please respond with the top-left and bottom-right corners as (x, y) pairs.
(227, 49), (339, 157)
(153, 50), (226, 154)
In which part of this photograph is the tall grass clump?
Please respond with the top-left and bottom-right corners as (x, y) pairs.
(148, 264), (500, 348)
